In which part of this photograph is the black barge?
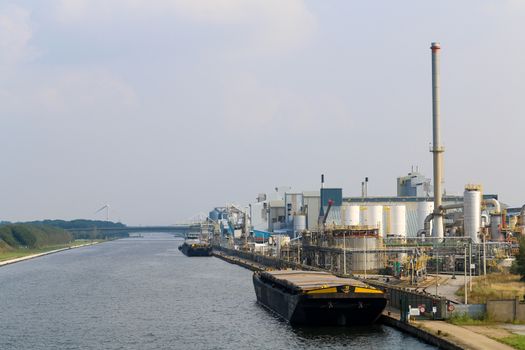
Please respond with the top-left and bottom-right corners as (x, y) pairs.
(178, 240), (212, 257)
(253, 270), (387, 326)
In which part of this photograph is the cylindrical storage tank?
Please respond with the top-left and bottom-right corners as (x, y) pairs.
(343, 205), (360, 226)
(342, 205), (350, 225)
(346, 236), (380, 271)
(366, 206), (383, 236)
(389, 205), (407, 237)
(490, 214), (502, 241)
(464, 189), (481, 244)
(360, 206), (368, 226)
(293, 215), (306, 234)
(417, 202), (434, 233)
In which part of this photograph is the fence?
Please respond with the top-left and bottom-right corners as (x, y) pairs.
(487, 298), (525, 322)
(449, 304), (486, 319)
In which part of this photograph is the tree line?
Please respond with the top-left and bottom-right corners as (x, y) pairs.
(0, 224), (72, 250)
(0, 220), (129, 252)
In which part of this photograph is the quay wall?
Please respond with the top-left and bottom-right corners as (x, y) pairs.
(213, 246), (322, 272)
(380, 315), (463, 350)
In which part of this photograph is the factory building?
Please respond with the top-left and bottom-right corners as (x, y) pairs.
(302, 191), (320, 232)
(396, 169), (432, 197)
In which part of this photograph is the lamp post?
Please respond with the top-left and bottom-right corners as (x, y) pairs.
(464, 244), (468, 305)
(343, 232), (346, 275)
(435, 241), (439, 296)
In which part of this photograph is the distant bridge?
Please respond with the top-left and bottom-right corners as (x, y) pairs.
(65, 225), (198, 237)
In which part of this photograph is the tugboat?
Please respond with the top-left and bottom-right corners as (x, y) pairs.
(253, 270), (387, 326)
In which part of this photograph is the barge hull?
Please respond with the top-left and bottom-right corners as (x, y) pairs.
(253, 273), (386, 326)
(178, 243), (212, 257)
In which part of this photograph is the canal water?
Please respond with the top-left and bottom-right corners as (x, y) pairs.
(0, 233), (436, 350)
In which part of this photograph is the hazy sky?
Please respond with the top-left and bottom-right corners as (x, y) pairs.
(1, 1), (524, 225)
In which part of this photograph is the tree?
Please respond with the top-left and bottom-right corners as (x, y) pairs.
(512, 235), (525, 280)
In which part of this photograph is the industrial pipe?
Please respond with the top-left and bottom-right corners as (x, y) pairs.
(482, 199), (502, 241)
(439, 203), (463, 211)
(483, 198), (501, 214)
(423, 213), (435, 233)
(421, 203), (463, 236)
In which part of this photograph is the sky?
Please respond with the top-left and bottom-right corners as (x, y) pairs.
(0, 1), (524, 225)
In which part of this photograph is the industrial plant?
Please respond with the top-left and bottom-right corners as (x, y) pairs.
(203, 43), (525, 289)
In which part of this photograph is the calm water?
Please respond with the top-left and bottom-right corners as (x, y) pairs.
(0, 233), (436, 349)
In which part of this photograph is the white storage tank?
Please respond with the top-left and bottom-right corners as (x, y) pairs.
(417, 201), (434, 233)
(293, 215), (306, 234)
(365, 205), (383, 236)
(464, 188), (481, 244)
(360, 206), (368, 226)
(343, 205), (360, 226)
(389, 205), (407, 237)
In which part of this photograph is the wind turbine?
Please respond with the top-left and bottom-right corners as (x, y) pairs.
(95, 204), (110, 222)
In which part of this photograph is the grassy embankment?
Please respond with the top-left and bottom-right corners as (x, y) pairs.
(0, 223), (106, 262)
(455, 273), (525, 304)
(449, 273), (525, 325)
(0, 240), (101, 262)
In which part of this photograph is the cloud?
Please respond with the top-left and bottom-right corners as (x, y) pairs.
(36, 70), (137, 117)
(171, 0), (317, 53)
(0, 5), (36, 67)
(54, 0), (317, 54)
(0, 68), (138, 128)
(221, 73), (351, 135)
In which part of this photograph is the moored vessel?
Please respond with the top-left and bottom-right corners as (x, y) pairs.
(178, 240), (212, 257)
(253, 270), (386, 326)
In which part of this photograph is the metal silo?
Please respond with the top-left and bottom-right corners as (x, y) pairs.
(366, 205), (383, 237)
(389, 205), (407, 237)
(464, 188), (481, 243)
(360, 206), (368, 226)
(343, 205), (360, 226)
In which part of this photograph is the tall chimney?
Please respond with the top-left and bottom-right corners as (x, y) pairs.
(431, 42), (444, 239)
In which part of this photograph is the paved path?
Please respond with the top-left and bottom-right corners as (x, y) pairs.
(431, 275), (469, 303)
(416, 320), (515, 350)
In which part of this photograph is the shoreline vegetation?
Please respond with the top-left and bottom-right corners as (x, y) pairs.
(0, 220), (129, 263)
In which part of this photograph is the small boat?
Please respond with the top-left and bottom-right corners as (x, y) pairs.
(253, 270), (387, 326)
(178, 240), (212, 257)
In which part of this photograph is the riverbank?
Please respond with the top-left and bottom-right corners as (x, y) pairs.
(0, 241), (101, 267)
(211, 248), (519, 350)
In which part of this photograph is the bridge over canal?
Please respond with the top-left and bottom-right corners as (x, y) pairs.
(66, 225), (197, 237)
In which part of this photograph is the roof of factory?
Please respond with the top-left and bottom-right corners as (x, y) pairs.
(344, 194), (498, 203)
